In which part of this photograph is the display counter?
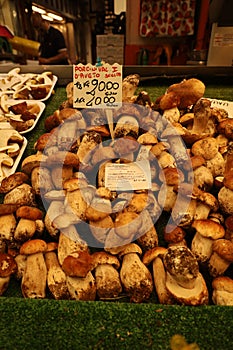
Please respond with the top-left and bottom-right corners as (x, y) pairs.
(0, 67), (233, 350)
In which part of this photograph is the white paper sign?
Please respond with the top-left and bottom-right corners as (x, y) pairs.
(105, 160), (152, 191)
(73, 63), (122, 108)
(208, 98), (233, 118)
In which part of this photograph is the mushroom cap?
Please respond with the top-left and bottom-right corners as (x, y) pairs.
(46, 151), (79, 167)
(223, 170), (233, 191)
(142, 246), (167, 265)
(91, 251), (120, 269)
(192, 219), (225, 239)
(225, 215), (233, 233)
(0, 171), (29, 194)
(86, 125), (110, 137)
(191, 137), (218, 160)
(63, 177), (88, 191)
(159, 167), (184, 186)
(19, 239), (47, 255)
(118, 243), (142, 257)
(163, 246), (199, 282)
(0, 203), (20, 215)
(46, 242), (58, 252)
(163, 224), (186, 244)
(61, 251), (93, 278)
(34, 132), (57, 152)
(0, 253), (17, 277)
(212, 276), (233, 293)
(21, 154), (48, 175)
(212, 239), (233, 262)
(16, 206), (43, 220)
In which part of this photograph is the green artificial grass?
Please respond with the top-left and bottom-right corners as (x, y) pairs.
(0, 298), (233, 350)
(1, 79), (233, 350)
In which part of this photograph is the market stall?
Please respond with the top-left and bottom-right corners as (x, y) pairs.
(0, 65), (233, 350)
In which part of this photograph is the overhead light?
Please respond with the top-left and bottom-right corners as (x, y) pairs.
(42, 14), (53, 21)
(32, 5), (46, 14)
(47, 12), (63, 21)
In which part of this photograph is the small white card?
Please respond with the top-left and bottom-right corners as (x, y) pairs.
(73, 63), (122, 109)
(105, 160), (152, 191)
(209, 98), (233, 118)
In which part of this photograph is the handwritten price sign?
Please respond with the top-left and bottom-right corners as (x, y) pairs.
(73, 63), (122, 109)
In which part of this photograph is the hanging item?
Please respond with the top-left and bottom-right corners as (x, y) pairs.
(139, 0), (196, 37)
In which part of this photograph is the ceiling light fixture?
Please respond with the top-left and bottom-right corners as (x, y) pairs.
(47, 12), (63, 21)
(42, 14), (53, 21)
(32, 5), (46, 14)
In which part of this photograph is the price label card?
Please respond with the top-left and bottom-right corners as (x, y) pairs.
(73, 63), (122, 108)
(208, 98), (233, 118)
(105, 160), (152, 191)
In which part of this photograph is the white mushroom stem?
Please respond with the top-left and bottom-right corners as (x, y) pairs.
(94, 264), (122, 299)
(120, 252), (153, 303)
(21, 252), (47, 298)
(66, 271), (96, 301)
(208, 253), (231, 277)
(191, 232), (213, 263)
(45, 251), (70, 300)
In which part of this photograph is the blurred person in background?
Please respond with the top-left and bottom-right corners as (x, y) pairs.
(31, 12), (69, 65)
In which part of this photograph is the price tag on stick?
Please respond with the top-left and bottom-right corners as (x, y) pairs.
(73, 63), (122, 109)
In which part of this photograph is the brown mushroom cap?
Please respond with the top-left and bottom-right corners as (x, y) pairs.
(16, 206), (43, 220)
(118, 243), (142, 258)
(46, 151), (79, 168)
(91, 251), (120, 269)
(46, 242), (58, 252)
(0, 253), (17, 277)
(0, 172), (29, 194)
(191, 137), (219, 160)
(212, 276), (233, 293)
(21, 154), (48, 175)
(142, 246), (167, 265)
(34, 132), (57, 152)
(163, 246), (199, 281)
(164, 225), (186, 244)
(223, 170), (233, 191)
(19, 239), (47, 255)
(212, 239), (233, 262)
(61, 251), (93, 278)
(0, 203), (20, 215)
(159, 167), (184, 186)
(191, 219), (225, 239)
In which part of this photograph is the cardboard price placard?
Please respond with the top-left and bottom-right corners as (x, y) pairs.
(73, 63), (122, 109)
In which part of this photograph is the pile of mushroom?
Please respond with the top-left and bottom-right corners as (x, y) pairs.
(0, 75), (233, 306)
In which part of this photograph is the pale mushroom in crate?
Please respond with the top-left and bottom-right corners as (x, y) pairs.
(20, 239), (47, 299)
(212, 276), (233, 306)
(163, 246), (209, 305)
(118, 243), (153, 303)
(191, 219), (225, 263)
(143, 246), (174, 304)
(0, 153), (14, 183)
(208, 239), (233, 277)
(91, 251), (122, 299)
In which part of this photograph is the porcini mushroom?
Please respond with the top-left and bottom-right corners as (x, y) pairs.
(208, 239), (233, 277)
(20, 239), (47, 298)
(163, 246), (209, 305)
(143, 246), (174, 304)
(191, 219), (225, 263)
(118, 243), (153, 303)
(212, 276), (233, 305)
(91, 251), (122, 299)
